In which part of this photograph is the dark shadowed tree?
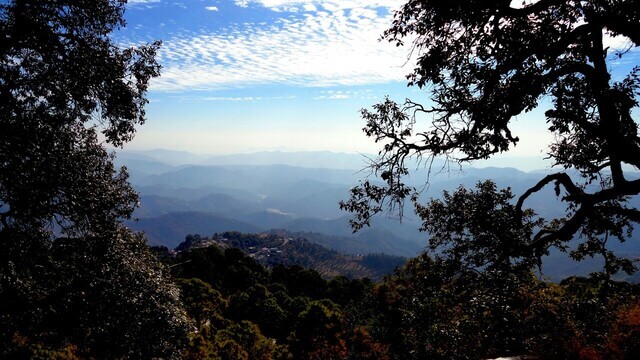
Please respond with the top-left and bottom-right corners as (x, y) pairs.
(0, 0), (189, 357)
(416, 180), (543, 273)
(378, 181), (544, 358)
(341, 0), (640, 273)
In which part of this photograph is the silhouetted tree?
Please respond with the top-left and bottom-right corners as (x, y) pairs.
(400, 182), (545, 358)
(341, 0), (640, 273)
(417, 181), (543, 272)
(0, 0), (189, 357)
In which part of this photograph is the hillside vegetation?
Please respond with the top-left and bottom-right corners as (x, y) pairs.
(168, 231), (406, 280)
(151, 242), (640, 359)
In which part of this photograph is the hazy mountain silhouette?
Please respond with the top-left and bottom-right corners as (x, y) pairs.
(118, 149), (640, 278)
(129, 211), (261, 248)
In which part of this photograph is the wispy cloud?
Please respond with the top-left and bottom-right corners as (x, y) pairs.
(204, 6), (219, 11)
(127, 0), (161, 5)
(198, 95), (297, 101)
(234, 0), (251, 7)
(125, 0), (163, 11)
(313, 89), (375, 100)
(244, 0), (400, 12)
(145, 1), (408, 91)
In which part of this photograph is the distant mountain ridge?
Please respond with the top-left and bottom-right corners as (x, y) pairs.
(130, 210), (423, 257)
(117, 149), (373, 169)
(129, 212), (261, 248)
(118, 148), (640, 280)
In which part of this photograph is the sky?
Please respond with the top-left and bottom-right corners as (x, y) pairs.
(115, 0), (639, 170)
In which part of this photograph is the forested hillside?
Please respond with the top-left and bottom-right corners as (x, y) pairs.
(153, 242), (640, 359)
(167, 231), (406, 280)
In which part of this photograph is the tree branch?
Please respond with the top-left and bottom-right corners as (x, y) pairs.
(530, 204), (592, 252)
(601, 16), (640, 46)
(504, 0), (564, 17)
(516, 173), (583, 215)
(605, 206), (640, 223)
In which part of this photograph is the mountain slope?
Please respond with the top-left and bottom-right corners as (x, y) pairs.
(129, 212), (261, 248)
(176, 231), (407, 280)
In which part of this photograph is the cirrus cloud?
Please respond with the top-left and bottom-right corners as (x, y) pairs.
(147, 1), (409, 91)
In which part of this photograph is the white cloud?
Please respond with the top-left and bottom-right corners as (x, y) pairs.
(604, 32), (636, 53)
(313, 89), (376, 100)
(125, 0), (162, 9)
(150, 1), (409, 91)
(302, 3), (317, 11)
(198, 95), (297, 101)
(235, 0), (401, 13)
(205, 5), (219, 11)
(314, 94), (349, 100)
(127, 0), (161, 4)
(244, 0), (399, 11)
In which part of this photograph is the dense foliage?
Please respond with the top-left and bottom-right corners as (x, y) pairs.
(0, 1), (189, 357)
(151, 239), (640, 359)
(175, 231), (407, 280)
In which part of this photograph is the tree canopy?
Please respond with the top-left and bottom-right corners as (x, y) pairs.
(0, 0), (160, 234)
(167, 238), (640, 359)
(0, 1), (188, 357)
(341, 0), (640, 273)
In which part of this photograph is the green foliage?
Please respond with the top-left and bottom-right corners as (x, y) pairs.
(327, 276), (372, 306)
(228, 284), (289, 340)
(369, 255), (640, 359)
(416, 180), (543, 272)
(176, 231), (403, 280)
(288, 300), (347, 359)
(176, 245), (269, 293)
(386, 255), (538, 359)
(271, 264), (328, 299)
(171, 245), (395, 359)
(349, 181), (640, 359)
(171, 240), (640, 359)
(214, 321), (279, 360)
(0, 0), (189, 357)
(177, 278), (227, 328)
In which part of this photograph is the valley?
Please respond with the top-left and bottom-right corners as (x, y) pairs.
(117, 149), (640, 282)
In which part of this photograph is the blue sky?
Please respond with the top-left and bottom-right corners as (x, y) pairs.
(117, 0), (414, 156)
(115, 0), (639, 170)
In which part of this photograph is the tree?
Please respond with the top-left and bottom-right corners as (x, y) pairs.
(213, 321), (280, 360)
(374, 182), (545, 358)
(341, 0), (640, 271)
(289, 300), (347, 359)
(177, 278), (227, 329)
(0, 0), (189, 357)
(416, 181), (543, 272)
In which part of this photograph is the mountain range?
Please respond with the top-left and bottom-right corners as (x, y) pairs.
(116, 148), (640, 281)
